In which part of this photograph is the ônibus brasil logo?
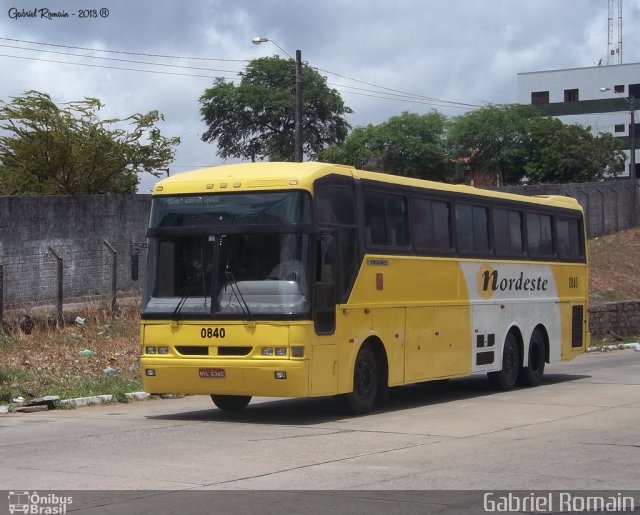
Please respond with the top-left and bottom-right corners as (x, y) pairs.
(476, 264), (549, 300)
(7, 491), (72, 514)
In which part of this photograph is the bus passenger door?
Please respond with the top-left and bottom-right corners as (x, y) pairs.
(405, 307), (435, 382)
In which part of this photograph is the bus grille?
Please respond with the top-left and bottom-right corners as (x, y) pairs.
(218, 347), (252, 356)
(176, 346), (208, 356)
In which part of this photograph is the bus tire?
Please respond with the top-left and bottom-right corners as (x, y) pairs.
(517, 329), (546, 387)
(338, 344), (378, 414)
(211, 394), (251, 412)
(488, 332), (520, 391)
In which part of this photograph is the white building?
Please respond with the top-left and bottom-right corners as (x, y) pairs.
(517, 62), (640, 177)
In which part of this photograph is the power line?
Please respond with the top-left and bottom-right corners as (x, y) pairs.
(317, 66), (481, 108)
(0, 43), (243, 75)
(0, 36), (249, 63)
(0, 36), (481, 109)
(0, 53), (238, 80)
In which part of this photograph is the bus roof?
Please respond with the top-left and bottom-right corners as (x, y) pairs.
(152, 162), (583, 212)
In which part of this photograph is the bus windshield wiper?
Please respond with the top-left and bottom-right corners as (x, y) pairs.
(224, 270), (254, 324)
(171, 251), (207, 321)
(171, 273), (200, 321)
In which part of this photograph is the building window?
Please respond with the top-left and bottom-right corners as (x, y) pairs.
(615, 124), (625, 133)
(614, 85), (625, 93)
(531, 91), (549, 105)
(564, 89), (579, 102)
(629, 84), (640, 98)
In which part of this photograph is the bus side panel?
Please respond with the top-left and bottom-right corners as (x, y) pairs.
(431, 305), (472, 379)
(405, 307), (434, 382)
(372, 307), (406, 386)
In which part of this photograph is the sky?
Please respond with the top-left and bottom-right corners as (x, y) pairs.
(1, 0), (639, 192)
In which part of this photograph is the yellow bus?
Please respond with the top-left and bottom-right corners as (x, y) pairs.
(140, 162), (588, 414)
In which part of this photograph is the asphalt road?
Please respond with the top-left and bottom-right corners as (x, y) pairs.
(1, 349), (639, 514)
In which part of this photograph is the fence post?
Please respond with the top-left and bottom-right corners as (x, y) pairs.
(103, 240), (117, 314)
(48, 247), (63, 327)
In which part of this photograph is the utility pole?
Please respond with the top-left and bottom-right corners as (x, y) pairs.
(630, 95), (636, 225)
(295, 50), (303, 163)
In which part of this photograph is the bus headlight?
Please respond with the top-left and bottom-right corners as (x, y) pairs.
(275, 348), (287, 357)
(145, 346), (156, 354)
(158, 346), (169, 355)
(145, 369), (156, 377)
(261, 347), (274, 356)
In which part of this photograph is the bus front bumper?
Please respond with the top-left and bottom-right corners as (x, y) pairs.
(140, 357), (310, 397)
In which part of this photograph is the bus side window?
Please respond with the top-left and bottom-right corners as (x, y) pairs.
(315, 185), (359, 302)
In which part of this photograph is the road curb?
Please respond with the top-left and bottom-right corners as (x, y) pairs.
(1, 391), (152, 413)
(587, 342), (640, 352)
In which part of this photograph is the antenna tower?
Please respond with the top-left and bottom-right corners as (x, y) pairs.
(607, 0), (623, 65)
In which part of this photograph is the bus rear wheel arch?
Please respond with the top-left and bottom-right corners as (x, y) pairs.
(211, 394), (252, 412)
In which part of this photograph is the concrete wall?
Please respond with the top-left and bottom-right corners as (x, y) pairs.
(0, 194), (151, 307)
(495, 180), (638, 237)
(589, 302), (640, 337)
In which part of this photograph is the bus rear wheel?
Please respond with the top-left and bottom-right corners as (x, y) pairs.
(488, 333), (520, 391)
(337, 345), (378, 415)
(211, 394), (252, 412)
(518, 329), (546, 387)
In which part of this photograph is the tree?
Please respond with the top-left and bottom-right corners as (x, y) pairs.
(448, 103), (625, 184)
(320, 111), (453, 181)
(0, 90), (179, 195)
(199, 56), (352, 161)
(523, 117), (624, 183)
(447, 104), (540, 185)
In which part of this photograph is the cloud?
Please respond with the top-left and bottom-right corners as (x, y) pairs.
(0, 0), (637, 191)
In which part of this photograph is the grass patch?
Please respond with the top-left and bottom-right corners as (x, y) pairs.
(0, 366), (27, 403)
(0, 300), (142, 405)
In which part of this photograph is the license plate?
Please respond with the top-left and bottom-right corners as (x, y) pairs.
(199, 368), (225, 378)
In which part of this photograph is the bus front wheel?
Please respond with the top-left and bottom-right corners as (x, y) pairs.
(337, 344), (378, 415)
(211, 394), (252, 412)
(488, 333), (520, 390)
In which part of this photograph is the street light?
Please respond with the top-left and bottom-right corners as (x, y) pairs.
(252, 37), (303, 162)
(601, 86), (637, 225)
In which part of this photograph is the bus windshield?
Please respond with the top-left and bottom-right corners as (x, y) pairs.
(142, 192), (313, 319)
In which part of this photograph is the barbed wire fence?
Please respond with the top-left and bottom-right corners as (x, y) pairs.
(0, 239), (147, 331)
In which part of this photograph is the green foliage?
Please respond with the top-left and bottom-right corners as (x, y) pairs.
(447, 103), (625, 184)
(0, 90), (180, 195)
(447, 104), (540, 184)
(199, 56), (352, 161)
(321, 111), (453, 181)
(523, 118), (625, 182)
